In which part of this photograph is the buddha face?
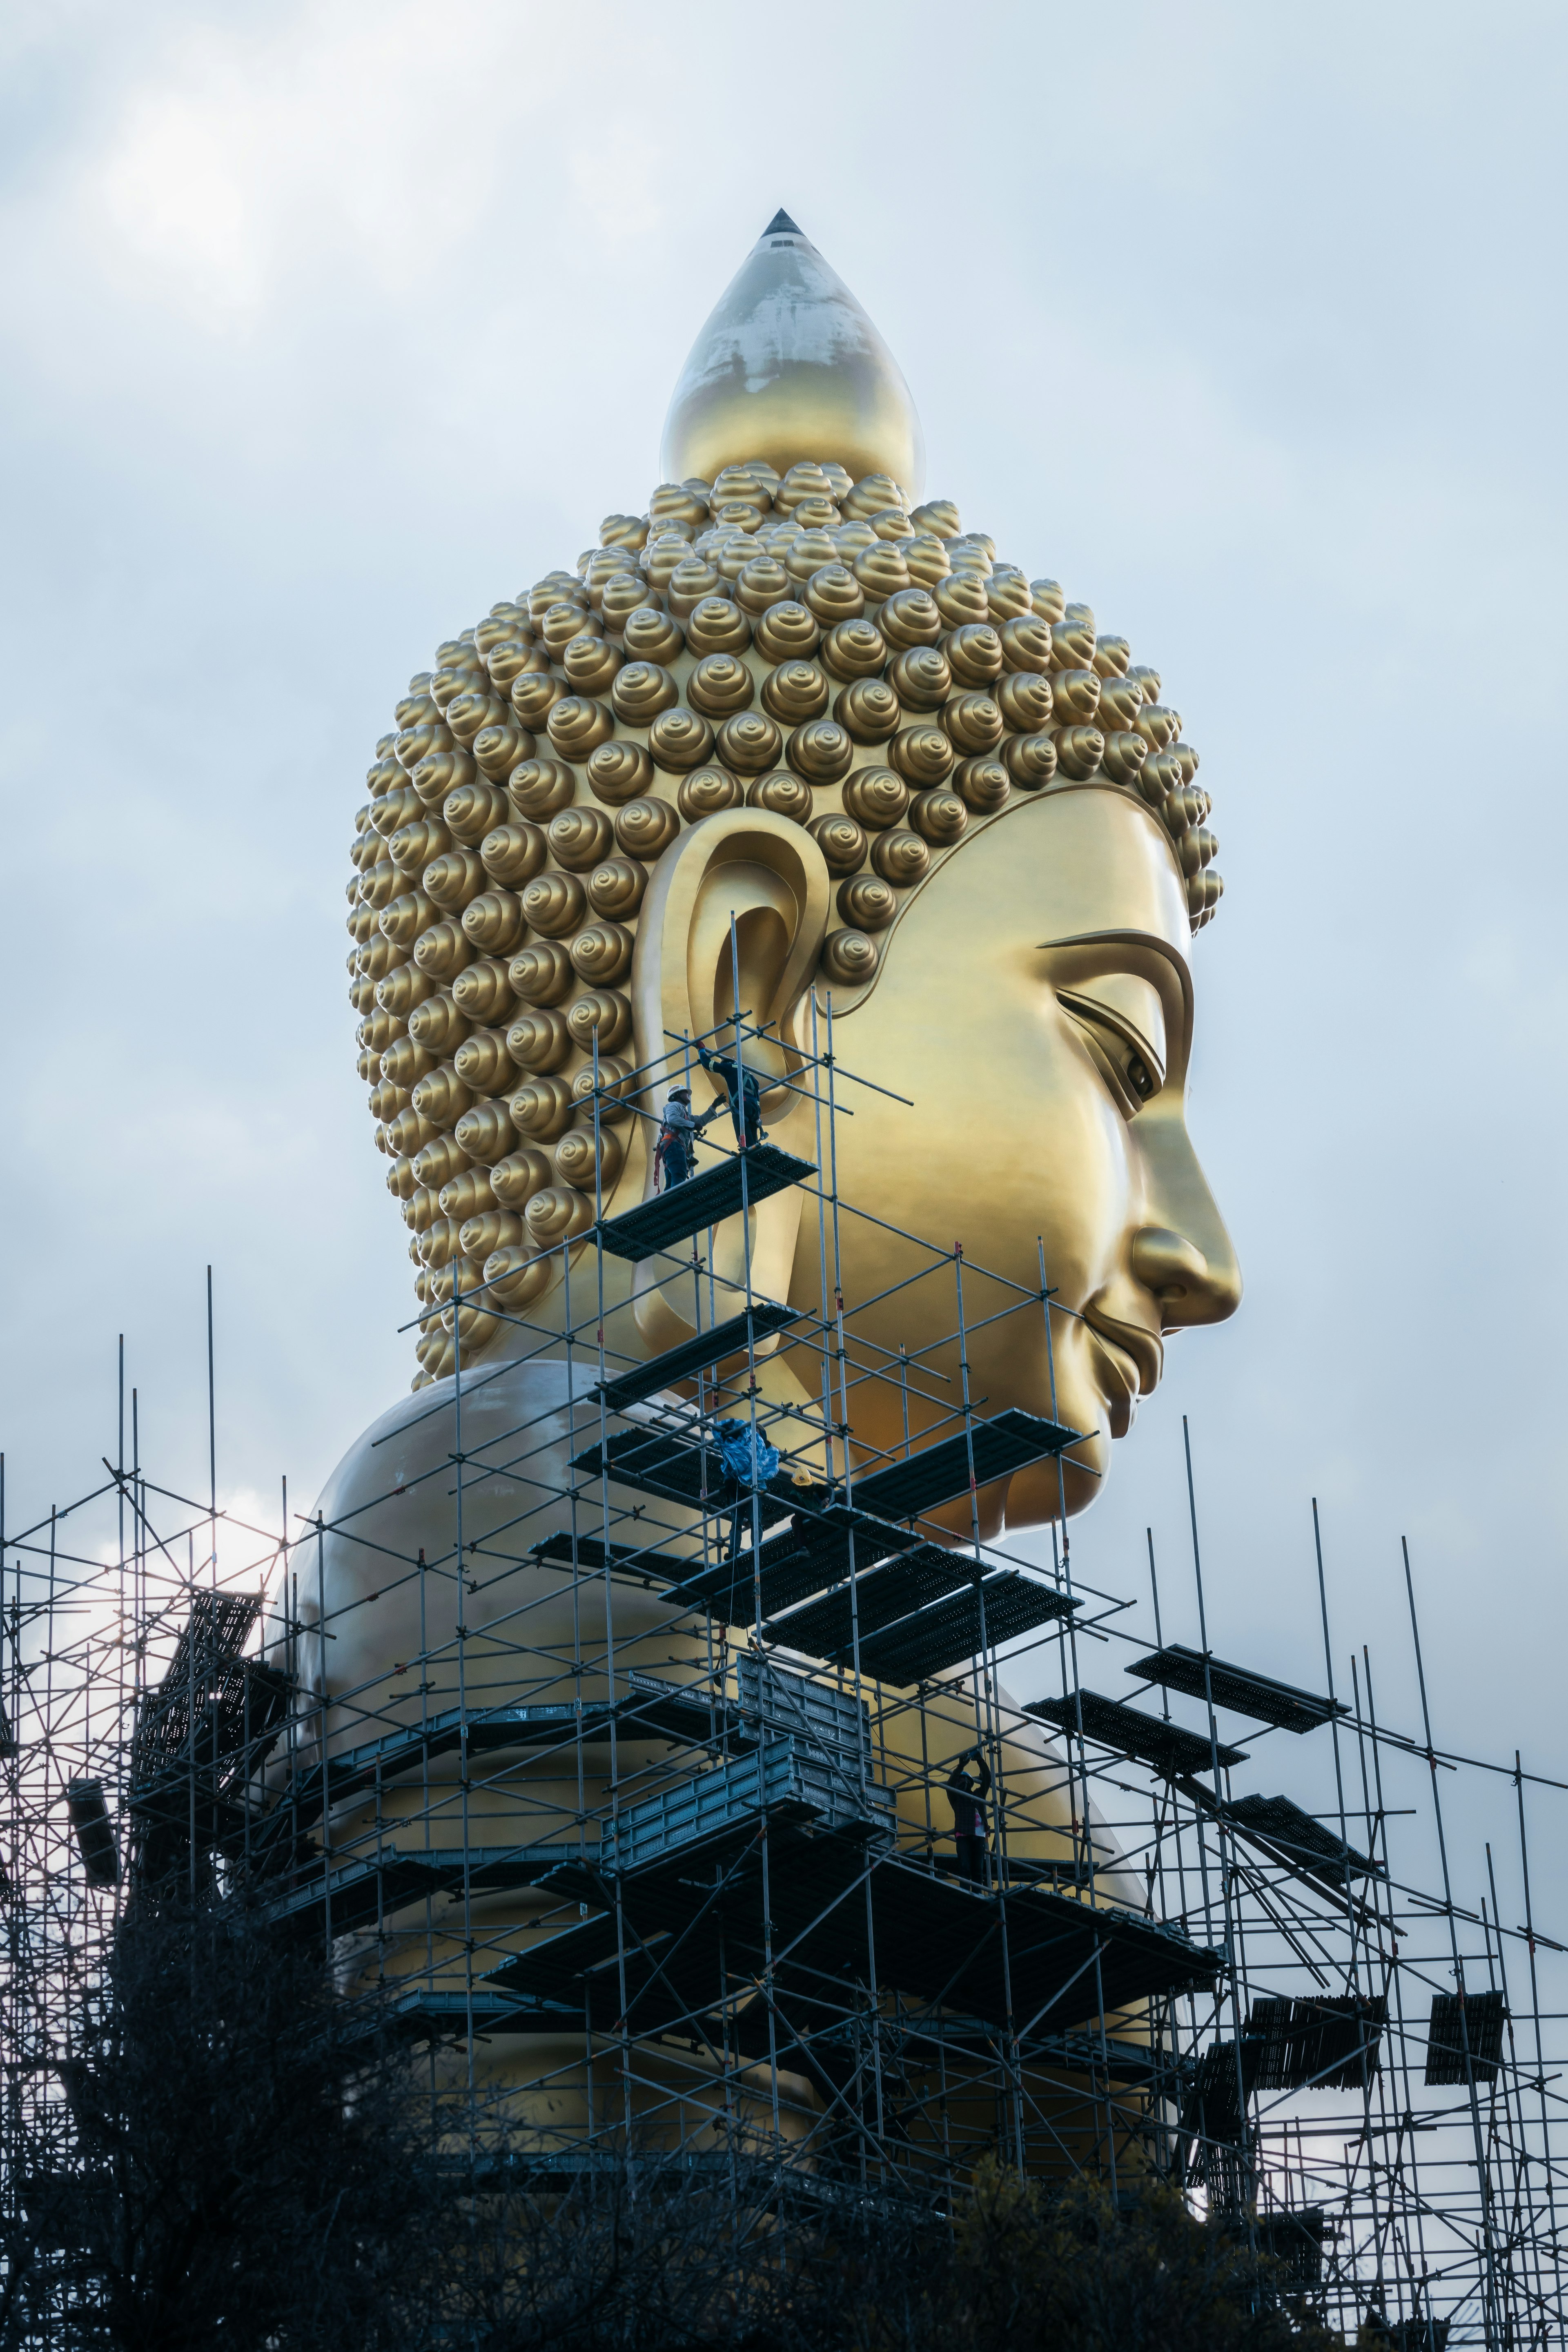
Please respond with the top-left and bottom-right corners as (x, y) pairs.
(790, 785), (1240, 1527)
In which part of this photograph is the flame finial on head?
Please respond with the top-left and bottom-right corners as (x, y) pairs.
(661, 212), (926, 501)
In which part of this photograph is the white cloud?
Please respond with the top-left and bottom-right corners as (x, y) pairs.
(97, 79), (266, 316)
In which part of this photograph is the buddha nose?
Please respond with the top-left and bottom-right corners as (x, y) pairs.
(1130, 1225), (1242, 1325)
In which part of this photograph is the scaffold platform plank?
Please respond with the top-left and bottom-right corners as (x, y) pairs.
(389, 1987), (583, 2038)
(451, 2148), (743, 2191)
(568, 1423), (799, 1527)
(847, 1409), (1085, 1521)
(1180, 2034), (1267, 2159)
(621, 1671), (733, 1746)
(753, 1501), (928, 1588)
(595, 1145), (817, 1262)
(591, 1303), (804, 1411)
(662, 1543), (813, 1626)
(1025, 1689), (1249, 1775)
(531, 1530), (708, 1586)
(532, 1522), (892, 1633)
(127, 1588), (292, 1883)
(274, 1686), (737, 1851)
(1125, 1642), (1345, 1733)
(272, 1700), (624, 1833)
(267, 1842), (581, 1938)
(892, 2018), (1196, 2090)
(764, 1548), (973, 1662)
(669, 1505), (937, 1630)
(1425, 1989), (1508, 2085)
(855, 1570), (1077, 1686)
(488, 1822), (1222, 2039)
(1223, 1793), (1381, 1886)
(1252, 2211), (1330, 2295)
(65, 1780), (120, 1887)
(1248, 1994), (1387, 2090)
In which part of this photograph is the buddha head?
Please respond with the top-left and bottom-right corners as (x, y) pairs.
(347, 213), (1238, 1530)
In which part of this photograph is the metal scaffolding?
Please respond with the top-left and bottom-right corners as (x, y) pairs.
(2, 1013), (1564, 2348)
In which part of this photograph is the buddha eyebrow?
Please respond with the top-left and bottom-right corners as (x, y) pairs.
(1036, 929), (1194, 1043)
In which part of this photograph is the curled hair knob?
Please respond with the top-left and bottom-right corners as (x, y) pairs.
(488, 1150), (553, 1209)
(685, 596), (752, 655)
(716, 712), (782, 773)
(567, 988), (633, 1054)
(787, 718), (854, 785)
(836, 678), (901, 744)
(952, 757), (1011, 814)
(507, 1075), (576, 1140)
(568, 920), (634, 986)
(508, 759), (576, 822)
(505, 1007), (574, 1074)
(869, 827), (931, 888)
(688, 654), (755, 719)
(648, 706), (716, 773)
(677, 767), (746, 821)
(820, 929), (879, 987)
(841, 768), (910, 830)
(520, 870), (587, 938)
(908, 788), (969, 846)
(1053, 726), (1106, 780)
(586, 739), (655, 805)
(547, 697), (616, 764)
(614, 797), (682, 861)
(586, 855), (648, 919)
(745, 771), (813, 824)
(548, 806), (615, 872)
(525, 1186), (595, 1245)
(806, 812), (869, 876)
(837, 874), (897, 931)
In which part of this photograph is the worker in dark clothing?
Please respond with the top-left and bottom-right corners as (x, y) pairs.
(946, 1746), (992, 1886)
(712, 1418), (781, 1560)
(654, 1088), (700, 1189)
(695, 1040), (765, 1149)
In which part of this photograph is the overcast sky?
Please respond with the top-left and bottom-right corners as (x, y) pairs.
(3, 0), (1566, 1834)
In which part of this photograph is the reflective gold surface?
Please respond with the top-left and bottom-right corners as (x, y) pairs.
(661, 212), (925, 501)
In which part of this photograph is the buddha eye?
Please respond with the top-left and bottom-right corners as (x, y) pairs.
(1057, 993), (1163, 1122)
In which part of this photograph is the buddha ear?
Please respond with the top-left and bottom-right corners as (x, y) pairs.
(628, 808), (831, 1352)
(633, 806), (831, 1091)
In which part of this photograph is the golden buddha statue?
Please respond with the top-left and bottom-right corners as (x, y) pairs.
(316, 211), (1240, 2174)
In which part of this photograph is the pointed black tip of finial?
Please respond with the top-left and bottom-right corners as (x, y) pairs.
(762, 208), (802, 237)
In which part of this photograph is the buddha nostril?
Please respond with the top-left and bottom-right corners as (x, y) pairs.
(1132, 1224), (1243, 1323)
(1131, 1227), (1209, 1294)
